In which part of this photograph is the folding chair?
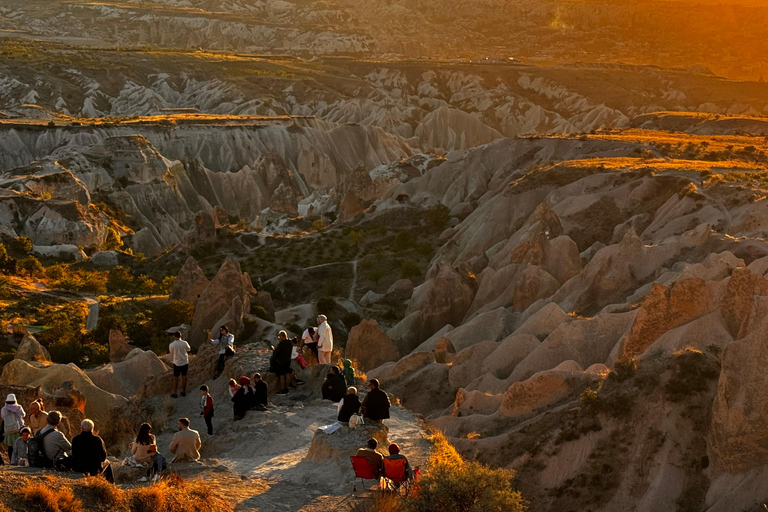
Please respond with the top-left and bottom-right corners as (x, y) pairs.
(382, 457), (412, 497)
(350, 456), (381, 496)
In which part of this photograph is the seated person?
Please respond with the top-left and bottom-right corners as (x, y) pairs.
(140, 444), (168, 482)
(39, 411), (72, 468)
(337, 387), (361, 424)
(355, 438), (383, 477)
(361, 379), (390, 423)
(69, 419), (114, 483)
(231, 376), (253, 421)
(321, 366), (347, 402)
(250, 373), (268, 411)
(384, 443), (414, 480)
(11, 427), (31, 466)
(169, 418), (201, 463)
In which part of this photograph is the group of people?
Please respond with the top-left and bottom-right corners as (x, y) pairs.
(1, 394), (113, 482)
(336, 379), (391, 425)
(355, 438), (414, 481)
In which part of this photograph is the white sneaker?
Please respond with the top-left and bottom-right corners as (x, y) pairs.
(138, 477), (148, 482)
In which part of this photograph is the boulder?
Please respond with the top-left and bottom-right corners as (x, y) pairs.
(442, 307), (516, 352)
(514, 302), (571, 339)
(360, 290), (385, 307)
(448, 341), (499, 389)
(452, 388), (504, 417)
(0, 359), (127, 427)
(170, 256), (210, 306)
(32, 244), (86, 262)
(305, 423), (389, 463)
(189, 258), (252, 348)
(509, 310), (637, 383)
(386, 311), (424, 355)
(109, 329), (133, 363)
(434, 336), (456, 364)
(368, 351), (435, 386)
(187, 209), (216, 245)
(14, 333), (51, 363)
(467, 264), (560, 317)
(386, 279), (414, 302)
(499, 362), (600, 418)
(346, 320), (400, 371)
(86, 349), (169, 397)
(0, 384), (85, 441)
(91, 251), (119, 269)
(385, 362), (454, 417)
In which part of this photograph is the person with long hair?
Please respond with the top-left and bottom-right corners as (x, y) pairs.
(209, 325), (235, 379)
(130, 422), (156, 464)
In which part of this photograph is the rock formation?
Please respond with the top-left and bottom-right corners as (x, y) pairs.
(345, 320), (400, 371)
(14, 333), (51, 363)
(109, 329), (134, 363)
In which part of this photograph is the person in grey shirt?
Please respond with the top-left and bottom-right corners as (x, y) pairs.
(38, 411), (72, 462)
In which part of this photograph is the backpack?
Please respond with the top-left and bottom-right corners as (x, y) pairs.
(28, 428), (55, 468)
(349, 414), (364, 430)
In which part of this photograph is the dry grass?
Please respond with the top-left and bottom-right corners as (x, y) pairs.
(16, 480), (83, 512)
(82, 476), (124, 507)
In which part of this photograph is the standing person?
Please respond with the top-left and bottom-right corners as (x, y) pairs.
(338, 387), (361, 424)
(129, 423), (156, 465)
(169, 418), (201, 463)
(27, 399), (48, 435)
(37, 411), (72, 468)
(1, 394), (26, 462)
(209, 325), (235, 380)
(200, 385), (214, 435)
(316, 315), (333, 364)
(361, 379), (390, 423)
(301, 327), (318, 365)
(69, 419), (113, 483)
(322, 366), (347, 402)
(231, 376), (252, 421)
(251, 373), (268, 411)
(11, 427), (31, 466)
(270, 330), (294, 395)
(169, 331), (191, 398)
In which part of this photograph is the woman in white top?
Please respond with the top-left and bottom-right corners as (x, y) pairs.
(209, 325), (235, 379)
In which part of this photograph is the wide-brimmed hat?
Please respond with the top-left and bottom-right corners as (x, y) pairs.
(6, 393), (16, 403)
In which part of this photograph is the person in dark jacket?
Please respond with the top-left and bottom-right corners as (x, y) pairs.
(251, 373), (268, 411)
(271, 330), (295, 395)
(322, 366), (347, 402)
(69, 419), (113, 483)
(361, 379), (390, 423)
(231, 376), (252, 421)
(338, 386), (361, 423)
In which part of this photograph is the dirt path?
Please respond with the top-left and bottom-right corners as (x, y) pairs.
(348, 258), (358, 302)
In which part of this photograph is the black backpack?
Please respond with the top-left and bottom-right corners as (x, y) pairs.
(28, 428), (55, 468)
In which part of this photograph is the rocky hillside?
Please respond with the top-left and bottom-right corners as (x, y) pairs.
(1, 0), (768, 79)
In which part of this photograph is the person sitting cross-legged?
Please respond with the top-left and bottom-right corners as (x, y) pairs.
(68, 419), (114, 483)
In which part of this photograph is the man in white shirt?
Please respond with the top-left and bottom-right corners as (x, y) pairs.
(169, 332), (191, 398)
(316, 315), (333, 364)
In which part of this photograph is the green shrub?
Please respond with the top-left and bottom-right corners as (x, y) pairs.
(93, 315), (128, 345)
(153, 300), (194, 331)
(423, 204), (450, 232)
(368, 268), (385, 283)
(392, 231), (414, 252)
(12, 236), (34, 254)
(102, 227), (124, 251)
(0, 243), (16, 274)
(17, 255), (44, 277)
(400, 260), (421, 279)
(611, 357), (637, 382)
(316, 296), (337, 315)
(107, 266), (134, 294)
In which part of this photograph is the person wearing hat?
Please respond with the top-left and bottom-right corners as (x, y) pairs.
(316, 315), (333, 365)
(1, 394), (26, 462)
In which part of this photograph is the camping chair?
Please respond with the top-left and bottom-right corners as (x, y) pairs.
(382, 457), (412, 497)
(350, 456), (381, 496)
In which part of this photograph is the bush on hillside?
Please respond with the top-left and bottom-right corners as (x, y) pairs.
(0, 243), (16, 274)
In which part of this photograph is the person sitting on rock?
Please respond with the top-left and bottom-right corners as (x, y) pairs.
(169, 331), (191, 398)
(342, 359), (356, 387)
(231, 376), (253, 421)
(27, 399), (48, 435)
(209, 325), (235, 380)
(322, 366), (347, 402)
(130, 422), (156, 465)
(11, 427), (31, 466)
(337, 386), (361, 425)
(270, 330), (295, 395)
(140, 444), (167, 483)
(38, 411), (71, 468)
(68, 419), (113, 483)
(2, 394), (26, 463)
(355, 438), (383, 477)
(361, 379), (390, 423)
(251, 373), (268, 411)
(384, 443), (414, 480)
(227, 378), (240, 398)
(169, 418), (201, 463)
(316, 315), (334, 365)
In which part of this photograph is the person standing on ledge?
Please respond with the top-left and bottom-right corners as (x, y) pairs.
(169, 331), (191, 398)
(316, 315), (333, 365)
(209, 325), (235, 380)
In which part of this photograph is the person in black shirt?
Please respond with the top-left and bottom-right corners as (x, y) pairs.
(231, 376), (252, 421)
(361, 379), (390, 423)
(338, 386), (361, 423)
(68, 419), (113, 483)
(251, 373), (268, 411)
(322, 366), (347, 402)
(271, 330), (295, 395)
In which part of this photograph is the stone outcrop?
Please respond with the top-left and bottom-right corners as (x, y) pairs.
(14, 333), (51, 363)
(109, 329), (133, 363)
(346, 320), (400, 371)
(86, 349), (169, 397)
(170, 256), (210, 306)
